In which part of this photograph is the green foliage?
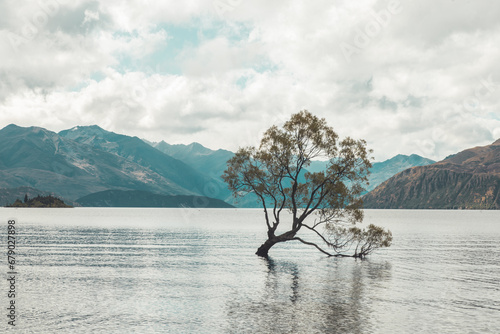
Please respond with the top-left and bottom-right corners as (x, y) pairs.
(6, 195), (72, 208)
(223, 110), (392, 257)
(328, 223), (393, 258)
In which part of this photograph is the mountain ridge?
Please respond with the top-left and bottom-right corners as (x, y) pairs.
(0, 124), (227, 203)
(149, 139), (436, 207)
(363, 139), (500, 209)
(2, 123), (496, 209)
(59, 125), (230, 200)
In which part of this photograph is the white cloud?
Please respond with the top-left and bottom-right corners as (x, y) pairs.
(82, 9), (99, 25)
(1, 0), (499, 161)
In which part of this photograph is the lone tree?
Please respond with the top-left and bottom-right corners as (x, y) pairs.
(223, 110), (392, 258)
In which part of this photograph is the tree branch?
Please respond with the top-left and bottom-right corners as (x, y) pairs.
(301, 224), (335, 248)
(291, 237), (352, 257)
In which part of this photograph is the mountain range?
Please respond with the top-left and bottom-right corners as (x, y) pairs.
(153, 141), (234, 180)
(363, 139), (500, 209)
(304, 154), (435, 193)
(148, 141), (435, 207)
(0, 124), (229, 207)
(1, 123), (495, 209)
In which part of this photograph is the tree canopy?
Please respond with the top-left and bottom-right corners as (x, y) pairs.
(223, 110), (392, 258)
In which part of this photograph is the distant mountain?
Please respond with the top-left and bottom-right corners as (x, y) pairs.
(303, 160), (330, 174)
(304, 154), (435, 192)
(150, 140), (436, 207)
(0, 125), (228, 202)
(76, 189), (234, 208)
(150, 140), (237, 204)
(153, 141), (234, 180)
(0, 124), (175, 200)
(367, 154), (435, 192)
(59, 126), (229, 199)
(151, 141), (309, 207)
(363, 139), (500, 209)
(0, 123), (444, 209)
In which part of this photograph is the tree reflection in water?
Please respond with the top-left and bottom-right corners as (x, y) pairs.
(225, 257), (392, 334)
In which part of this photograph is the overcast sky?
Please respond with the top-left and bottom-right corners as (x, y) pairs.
(1, 0), (499, 161)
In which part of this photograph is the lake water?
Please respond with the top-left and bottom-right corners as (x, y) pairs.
(0, 208), (499, 333)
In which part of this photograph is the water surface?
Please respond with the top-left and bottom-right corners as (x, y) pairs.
(1, 208), (499, 333)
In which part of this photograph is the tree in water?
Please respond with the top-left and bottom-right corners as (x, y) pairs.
(223, 110), (392, 258)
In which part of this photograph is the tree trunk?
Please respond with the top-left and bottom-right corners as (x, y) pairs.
(255, 238), (278, 258)
(256, 230), (299, 257)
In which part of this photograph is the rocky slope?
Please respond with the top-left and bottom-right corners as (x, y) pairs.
(363, 139), (500, 209)
(367, 154), (435, 192)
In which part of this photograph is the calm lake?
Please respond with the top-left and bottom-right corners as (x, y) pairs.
(1, 208), (499, 333)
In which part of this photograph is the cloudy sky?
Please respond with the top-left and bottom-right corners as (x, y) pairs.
(1, 0), (499, 161)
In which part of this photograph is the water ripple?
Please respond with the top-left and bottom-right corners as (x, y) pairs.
(1, 208), (498, 333)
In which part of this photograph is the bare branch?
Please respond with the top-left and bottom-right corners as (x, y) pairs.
(301, 224), (336, 248)
(291, 237), (352, 257)
(291, 237), (334, 256)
